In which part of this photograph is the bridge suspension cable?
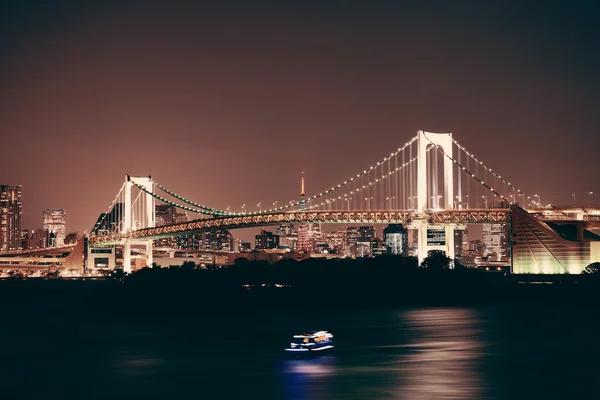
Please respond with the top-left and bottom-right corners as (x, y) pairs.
(421, 131), (541, 208)
(152, 181), (224, 214)
(130, 180), (226, 216)
(450, 137), (541, 206)
(90, 182), (126, 236)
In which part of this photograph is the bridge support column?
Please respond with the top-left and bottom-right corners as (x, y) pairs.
(417, 130), (454, 213)
(146, 239), (153, 268)
(413, 220), (461, 266)
(123, 240), (131, 273)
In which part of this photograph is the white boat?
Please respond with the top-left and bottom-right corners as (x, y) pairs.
(284, 331), (334, 353)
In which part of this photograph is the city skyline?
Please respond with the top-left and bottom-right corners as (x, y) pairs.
(1, 1), (599, 237)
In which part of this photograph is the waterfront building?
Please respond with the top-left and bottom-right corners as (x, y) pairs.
(454, 229), (464, 257)
(356, 226), (375, 257)
(155, 204), (187, 226)
(255, 229), (279, 250)
(510, 205), (600, 274)
(383, 224), (408, 255)
(482, 224), (507, 261)
(344, 226), (359, 257)
(325, 231), (346, 254)
(91, 203), (123, 235)
(370, 237), (387, 257)
(406, 228), (419, 255)
(0, 185), (22, 251)
(43, 209), (66, 247)
(276, 223), (298, 251)
(27, 228), (51, 249)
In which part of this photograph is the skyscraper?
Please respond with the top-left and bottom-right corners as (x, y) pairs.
(0, 185), (22, 251)
(482, 224), (507, 261)
(297, 173), (313, 252)
(43, 209), (66, 247)
(383, 224), (408, 255)
(255, 229), (279, 250)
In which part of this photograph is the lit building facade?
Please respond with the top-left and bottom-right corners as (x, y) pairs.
(383, 224), (408, 255)
(296, 173), (318, 253)
(511, 205), (600, 274)
(0, 185), (22, 251)
(43, 209), (66, 247)
(482, 223), (507, 261)
(91, 203), (123, 235)
(255, 229), (279, 250)
(276, 223), (298, 251)
(344, 226), (359, 257)
(357, 226), (375, 257)
(26, 229), (51, 249)
(370, 237), (387, 257)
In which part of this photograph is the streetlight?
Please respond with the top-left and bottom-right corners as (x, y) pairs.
(482, 195), (488, 208)
(572, 193), (576, 207)
(257, 202), (261, 212)
(534, 194), (540, 207)
(241, 204), (246, 213)
(589, 192), (594, 206)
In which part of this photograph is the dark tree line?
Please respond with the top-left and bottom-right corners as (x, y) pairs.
(102, 254), (506, 313)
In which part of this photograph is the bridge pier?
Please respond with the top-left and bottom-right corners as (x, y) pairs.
(123, 240), (132, 273)
(146, 239), (153, 268)
(410, 219), (464, 265)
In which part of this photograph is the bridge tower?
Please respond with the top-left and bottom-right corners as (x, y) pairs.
(122, 175), (155, 273)
(413, 130), (460, 264)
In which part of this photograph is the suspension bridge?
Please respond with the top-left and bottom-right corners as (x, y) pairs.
(4, 130), (599, 275)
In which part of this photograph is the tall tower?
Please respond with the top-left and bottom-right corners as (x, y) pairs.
(297, 172), (311, 252)
(0, 185), (22, 251)
(413, 130), (460, 264)
(43, 209), (66, 247)
(300, 172), (306, 211)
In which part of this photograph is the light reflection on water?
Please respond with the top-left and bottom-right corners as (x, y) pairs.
(281, 355), (337, 400)
(397, 308), (487, 399)
(279, 308), (488, 400)
(114, 353), (166, 378)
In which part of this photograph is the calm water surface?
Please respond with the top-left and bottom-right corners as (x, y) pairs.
(1, 301), (598, 399)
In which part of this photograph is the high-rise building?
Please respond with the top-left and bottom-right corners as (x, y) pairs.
(344, 226), (359, 257)
(91, 203), (123, 235)
(43, 209), (66, 247)
(276, 223), (298, 251)
(370, 237), (387, 257)
(325, 231), (346, 254)
(383, 224), (408, 255)
(296, 173), (319, 253)
(27, 229), (51, 249)
(454, 229), (464, 257)
(357, 226), (375, 257)
(406, 228), (419, 256)
(0, 185), (22, 251)
(155, 204), (189, 248)
(255, 229), (280, 250)
(482, 224), (507, 261)
(155, 204), (187, 226)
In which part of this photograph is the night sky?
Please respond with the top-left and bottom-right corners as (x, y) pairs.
(1, 1), (599, 239)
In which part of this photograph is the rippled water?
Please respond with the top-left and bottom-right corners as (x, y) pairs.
(1, 302), (599, 399)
